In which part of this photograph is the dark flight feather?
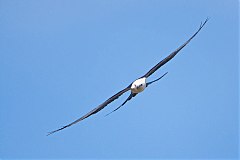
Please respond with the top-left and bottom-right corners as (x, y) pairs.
(47, 86), (130, 135)
(143, 18), (209, 78)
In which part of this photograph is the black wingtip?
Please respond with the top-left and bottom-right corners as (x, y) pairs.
(47, 129), (59, 136)
(201, 18), (209, 28)
(46, 126), (68, 136)
(46, 132), (53, 136)
(204, 17), (209, 21)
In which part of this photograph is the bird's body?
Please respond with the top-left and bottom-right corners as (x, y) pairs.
(131, 77), (147, 93)
(48, 18), (209, 136)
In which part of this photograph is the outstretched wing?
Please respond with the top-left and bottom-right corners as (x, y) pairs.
(143, 18), (209, 78)
(47, 86), (131, 135)
(105, 92), (138, 117)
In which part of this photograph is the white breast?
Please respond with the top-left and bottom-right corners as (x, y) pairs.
(131, 77), (147, 93)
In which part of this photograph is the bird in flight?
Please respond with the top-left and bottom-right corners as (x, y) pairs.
(48, 18), (208, 136)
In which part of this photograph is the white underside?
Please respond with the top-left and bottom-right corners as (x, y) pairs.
(131, 77), (147, 93)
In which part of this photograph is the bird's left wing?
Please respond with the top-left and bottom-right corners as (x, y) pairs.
(143, 18), (208, 78)
(47, 86), (131, 135)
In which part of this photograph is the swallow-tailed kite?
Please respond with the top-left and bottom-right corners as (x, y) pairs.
(48, 18), (208, 135)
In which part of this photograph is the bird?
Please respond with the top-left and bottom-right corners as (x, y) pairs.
(47, 18), (208, 136)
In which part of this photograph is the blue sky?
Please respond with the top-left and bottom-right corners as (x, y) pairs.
(0, 0), (238, 159)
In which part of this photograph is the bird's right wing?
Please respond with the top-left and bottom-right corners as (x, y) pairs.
(47, 85), (131, 135)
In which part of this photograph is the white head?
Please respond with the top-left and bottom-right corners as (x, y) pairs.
(131, 77), (147, 93)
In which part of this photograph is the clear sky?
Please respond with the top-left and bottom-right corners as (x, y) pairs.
(0, 0), (238, 159)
